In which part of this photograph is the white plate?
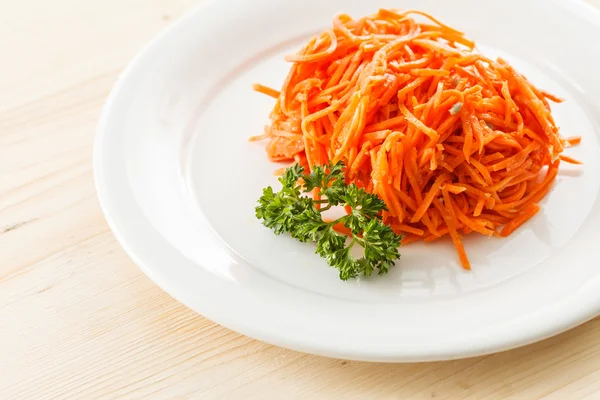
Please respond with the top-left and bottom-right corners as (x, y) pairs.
(95, 0), (600, 361)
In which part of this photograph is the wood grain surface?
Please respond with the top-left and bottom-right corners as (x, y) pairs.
(2, 1), (600, 398)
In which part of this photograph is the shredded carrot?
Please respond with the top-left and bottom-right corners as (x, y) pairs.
(499, 203), (541, 237)
(565, 136), (581, 147)
(250, 9), (581, 270)
(559, 154), (582, 164)
(252, 83), (281, 99)
(332, 222), (353, 236)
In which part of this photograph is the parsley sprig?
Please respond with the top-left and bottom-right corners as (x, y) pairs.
(255, 162), (402, 280)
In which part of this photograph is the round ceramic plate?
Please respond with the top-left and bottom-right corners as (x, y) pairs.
(95, 0), (600, 361)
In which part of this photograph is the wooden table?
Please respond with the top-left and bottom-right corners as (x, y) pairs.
(2, 1), (600, 398)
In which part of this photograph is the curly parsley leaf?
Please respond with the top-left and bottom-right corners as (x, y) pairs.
(255, 161), (402, 280)
(302, 163), (346, 205)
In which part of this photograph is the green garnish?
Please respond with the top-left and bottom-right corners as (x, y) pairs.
(255, 162), (402, 280)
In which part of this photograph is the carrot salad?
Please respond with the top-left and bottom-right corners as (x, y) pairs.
(250, 9), (580, 270)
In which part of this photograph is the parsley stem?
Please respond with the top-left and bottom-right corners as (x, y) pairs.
(318, 204), (333, 212)
(353, 236), (365, 247)
(347, 237), (356, 250)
